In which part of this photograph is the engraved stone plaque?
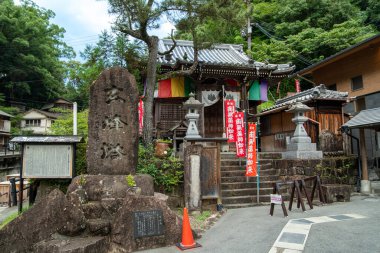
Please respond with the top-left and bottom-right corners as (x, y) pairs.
(133, 210), (165, 238)
(201, 147), (219, 198)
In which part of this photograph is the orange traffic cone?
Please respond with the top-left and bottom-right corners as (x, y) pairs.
(176, 208), (202, 250)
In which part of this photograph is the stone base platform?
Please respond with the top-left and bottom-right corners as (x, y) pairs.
(322, 184), (351, 203)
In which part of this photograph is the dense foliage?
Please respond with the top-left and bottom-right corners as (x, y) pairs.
(137, 144), (183, 193)
(63, 31), (145, 109)
(0, 0), (73, 106)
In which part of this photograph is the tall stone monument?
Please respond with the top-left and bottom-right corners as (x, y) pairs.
(87, 67), (139, 174)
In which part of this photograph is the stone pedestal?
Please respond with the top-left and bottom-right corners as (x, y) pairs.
(361, 180), (371, 194)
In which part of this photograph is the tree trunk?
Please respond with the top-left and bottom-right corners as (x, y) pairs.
(143, 36), (159, 146)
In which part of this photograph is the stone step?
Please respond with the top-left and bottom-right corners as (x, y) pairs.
(221, 175), (279, 183)
(82, 201), (104, 219)
(221, 181), (276, 190)
(220, 163), (273, 171)
(222, 195), (273, 204)
(222, 194), (290, 205)
(259, 152), (283, 159)
(221, 152), (282, 160)
(87, 219), (111, 236)
(221, 169), (278, 177)
(32, 235), (109, 253)
(221, 159), (273, 167)
(221, 188), (273, 197)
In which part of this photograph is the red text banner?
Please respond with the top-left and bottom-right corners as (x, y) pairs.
(246, 123), (257, 176)
(233, 112), (246, 157)
(224, 100), (236, 142)
(138, 99), (144, 135)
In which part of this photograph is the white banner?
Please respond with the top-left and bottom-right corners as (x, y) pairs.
(202, 90), (221, 107)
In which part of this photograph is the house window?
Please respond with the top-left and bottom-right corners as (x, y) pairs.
(327, 84), (337, 91)
(351, 75), (363, 91)
(355, 97), (366, 112)
(25, 119), (41, 127)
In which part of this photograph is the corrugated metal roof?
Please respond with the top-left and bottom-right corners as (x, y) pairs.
(0, 110), (13, 118)
(157, 39), (295, 74)
(257, 84), (348, 116)
(11, 136), (83, 143)
(342, 107), (380, 129)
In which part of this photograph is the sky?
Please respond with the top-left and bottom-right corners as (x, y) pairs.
(15, 0), (175, 59)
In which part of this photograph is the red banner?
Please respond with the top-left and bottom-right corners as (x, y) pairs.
(233, 111), (246, 157)
(224, 100), (236, 142)
(295, 79), (301, 93)
(138, 99), (144, 135)
(246, 123), (257, 177)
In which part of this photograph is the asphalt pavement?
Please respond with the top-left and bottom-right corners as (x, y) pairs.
(139, 194), (380, 253)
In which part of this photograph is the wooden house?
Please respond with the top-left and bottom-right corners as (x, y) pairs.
(21, 109), (59, 135)
(0, 110), (13, 149)
(256, 85), (348, 152)
(154, 39), (295, 141)
(40, 98), (73, 112)
(294, 33), (380, 174)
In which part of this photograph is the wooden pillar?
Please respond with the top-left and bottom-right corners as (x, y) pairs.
(359, 128), (368, 180)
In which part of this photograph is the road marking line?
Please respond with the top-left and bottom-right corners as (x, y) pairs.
(268, 213), (366, 253)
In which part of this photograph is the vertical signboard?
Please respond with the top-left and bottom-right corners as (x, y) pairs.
(224, 100), (236, 143)
(233, 112), (246, 158)
(23, 144), (73, 178)
(246, 123), (257, 176)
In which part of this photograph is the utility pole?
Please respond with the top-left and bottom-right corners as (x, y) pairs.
(247, 0), (253, 53)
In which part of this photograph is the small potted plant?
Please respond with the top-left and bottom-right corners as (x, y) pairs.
(155, 139), (172, 157)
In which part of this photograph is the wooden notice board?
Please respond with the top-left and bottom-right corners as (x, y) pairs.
(23, 144), (73, 178)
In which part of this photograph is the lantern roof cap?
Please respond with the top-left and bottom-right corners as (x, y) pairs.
(286, 102), (311, 113)
(183, 93), (204, 109)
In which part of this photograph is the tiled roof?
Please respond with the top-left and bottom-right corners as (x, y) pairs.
(23, 109), (60, 119)
(258, 84), (348, 115)
(157, 39), (295, 74)
(342, 107), (380, 129)
(0, 110), (13, 118)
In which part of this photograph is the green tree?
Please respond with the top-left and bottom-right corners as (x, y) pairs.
(106, 0), (242, 145)
(0, 0), (74, 104)
(249, 0), (378, 68)
(63, 31), (145, 109)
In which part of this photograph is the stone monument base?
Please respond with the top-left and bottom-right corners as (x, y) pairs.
(283, 150), (323, 159)
(284, 142), (323, 159)
(0, 174), (183, 253)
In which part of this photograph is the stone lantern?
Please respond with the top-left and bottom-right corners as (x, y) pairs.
(183, 93), (203, 139)
(284, 102), (322, 159)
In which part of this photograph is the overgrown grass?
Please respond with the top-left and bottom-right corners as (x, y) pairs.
(194, 210), (211, 222)
(0, 206), (30, 230)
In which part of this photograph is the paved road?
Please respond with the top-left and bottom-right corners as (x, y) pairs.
(140, 195), (380, 253)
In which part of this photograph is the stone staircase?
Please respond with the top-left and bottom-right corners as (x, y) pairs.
(221, 152), (284, 209)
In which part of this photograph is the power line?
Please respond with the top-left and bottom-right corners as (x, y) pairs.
(253, 22), (314, 66)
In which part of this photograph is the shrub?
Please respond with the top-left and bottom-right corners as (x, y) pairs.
(137, 144), (183, 193)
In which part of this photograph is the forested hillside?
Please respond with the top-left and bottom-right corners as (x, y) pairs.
(0, 0), (379, 109)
